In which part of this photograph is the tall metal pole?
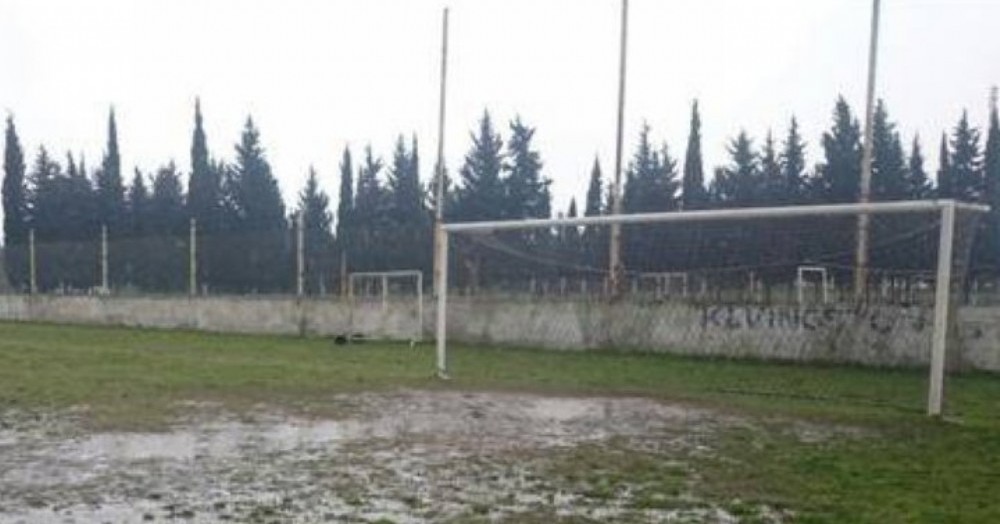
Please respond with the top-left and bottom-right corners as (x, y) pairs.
(435, 228), (449, 378)
(432, 8), (450, 303)
(855, 0), (881, 299)
(28, 228), (36, 295)
(296, 213), (305, 297)
(434, 7), (449, 226)
(608, 0), (629, 296)
(101, 224), (109, 294)
(189, 218), (197, 296)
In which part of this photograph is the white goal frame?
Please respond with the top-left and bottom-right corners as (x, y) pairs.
(797, 266), (832, 305)
(348, 270), (424, 343)
(435, 199), (989, 416)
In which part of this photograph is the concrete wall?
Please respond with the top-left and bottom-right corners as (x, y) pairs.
(446, 298), (1000, 371)
(0, 294), (996, 371)
(0, 295), (419, 340)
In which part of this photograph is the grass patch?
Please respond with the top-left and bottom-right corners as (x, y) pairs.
(1, 320), (999, 521)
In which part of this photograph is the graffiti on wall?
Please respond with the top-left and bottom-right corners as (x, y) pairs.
(699, 304), (929, 334)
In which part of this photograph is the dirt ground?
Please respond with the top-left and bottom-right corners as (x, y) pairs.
(0, 390), (782, 523)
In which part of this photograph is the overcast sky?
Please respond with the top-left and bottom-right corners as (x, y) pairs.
(3, 0), (999, 218)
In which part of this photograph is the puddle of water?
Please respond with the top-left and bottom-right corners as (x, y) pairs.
(0, 391), (764, 523)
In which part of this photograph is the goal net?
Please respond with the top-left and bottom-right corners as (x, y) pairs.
(348, 270), (424, 343)
(435, 200), (988, 416)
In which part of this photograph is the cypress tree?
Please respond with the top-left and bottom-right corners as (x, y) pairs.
(124, 169), (150, 289)
(354, 145), (386, 221)
(335, 146), (354, 289)
(623, 124), (676, 213)
(866, 102), (911, 274)
(559, 198), (582, 274)
(386, 135), (430, 272)
(937, 134), (953, 198)
(711, 131), (758, 206)
(502, 117), (552, 282)
(871, 100), (908, 201)
(388, 135), (425, 220)
(681, 101), (707, 210)
(233, 117), (285, 228)
(229, 117), (287, 292)
(584, 157), (603, 217)
(28, 147), (60, 237)
(813, 97), (861, 204)
(143, 162), (187, 291)
(149, 162), (186, 235)
(905, 137), (931, 199)
(127, 169), (149, 236)
(187, 99), (222, 231)
(622, 125), (678, 271)
(3, 115), (28, 288)
(779, 117), (807, 204)
(976, 103), (1000, 276)
(27, 147), (63, 290)
(64, 152), (96, 240)
(454, 111), (505, 290)
(96, 108), (125, 231)
(504, 116), (550, 220)
(948, 111), (983, 202)
(759, 131), (782, 205)
(986, 102), (1000, 211)
(455, 111), (505, 221)
(582, 157), (606, 270)
(353, 145), (388, 270)
(297, 167), (334, 293)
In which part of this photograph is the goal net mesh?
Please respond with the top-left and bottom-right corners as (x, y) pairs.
(444, 205), (985, 415)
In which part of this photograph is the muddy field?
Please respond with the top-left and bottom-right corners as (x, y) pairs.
(0, 390), (789, 523)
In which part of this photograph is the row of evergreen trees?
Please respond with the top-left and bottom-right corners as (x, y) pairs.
(3, 95), (999, 294)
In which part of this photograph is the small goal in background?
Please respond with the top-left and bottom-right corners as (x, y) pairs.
(348, 270), (424, 346)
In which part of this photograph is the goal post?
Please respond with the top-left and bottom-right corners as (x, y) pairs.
(348, 270), (424, 344)
(435, 199), (989, 416)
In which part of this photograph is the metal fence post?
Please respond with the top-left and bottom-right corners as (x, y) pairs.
(296, 213), (304, 297)
(189, 218), (197, 296)
(101, 224), (108, 294)
(28, 229), (36, 295)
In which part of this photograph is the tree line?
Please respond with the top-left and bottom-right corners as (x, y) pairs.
(2, 95), (999, 295)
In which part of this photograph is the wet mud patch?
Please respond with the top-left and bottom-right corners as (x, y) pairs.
(0, 391), (793, 523)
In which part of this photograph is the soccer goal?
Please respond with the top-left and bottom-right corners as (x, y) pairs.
(435, 200), (988, 416)
(797, 266), (833, 305)
(348, 270), (424, 344)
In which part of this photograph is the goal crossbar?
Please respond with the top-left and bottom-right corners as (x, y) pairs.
(434, 199), (989, 417)
(442, 199), (988, 233)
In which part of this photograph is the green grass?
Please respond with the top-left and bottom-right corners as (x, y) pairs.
(1, 320), (999, 522)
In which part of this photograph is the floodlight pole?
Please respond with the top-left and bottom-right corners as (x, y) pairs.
(608, 0), (629, 297)
(433, 7), (449, 229)
(433, 7), (450, 378)
(432, 8), (450, 302)
(855, 0), (881, 299)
